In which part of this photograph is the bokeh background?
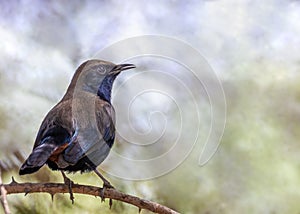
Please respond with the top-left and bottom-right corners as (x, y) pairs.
(0, 1), (300, 213)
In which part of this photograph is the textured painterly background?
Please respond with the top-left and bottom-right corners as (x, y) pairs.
(0, 1), (299, 213)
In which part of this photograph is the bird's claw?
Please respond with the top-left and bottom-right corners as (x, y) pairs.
(92, 167), (114, 206)
(61, 172), (75, 204)
(65, 177), (74, 204)
(100, 181), (114, 203)
(100, 187), (105, 202)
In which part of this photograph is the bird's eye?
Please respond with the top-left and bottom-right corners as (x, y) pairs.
(92, 65), (106, 74)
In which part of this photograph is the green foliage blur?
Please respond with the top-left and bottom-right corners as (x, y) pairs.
(1, 1), (300, 213)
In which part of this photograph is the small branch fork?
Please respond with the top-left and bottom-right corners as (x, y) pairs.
(0, 177), (178, 214)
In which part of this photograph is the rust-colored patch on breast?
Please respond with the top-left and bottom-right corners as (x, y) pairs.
(48, 143), (69, 162)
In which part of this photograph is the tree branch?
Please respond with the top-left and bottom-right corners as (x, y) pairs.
(0, 170), (11, 214)
(0, 177), (178, 214)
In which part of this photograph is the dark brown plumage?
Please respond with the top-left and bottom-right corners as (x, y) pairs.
(19, 59), (135, 180)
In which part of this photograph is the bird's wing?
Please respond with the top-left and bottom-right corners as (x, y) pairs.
(33, 100), (74, 149)
(95, 100), (116, 148)
(20, 100), (74, 174)
(82, 100), (115, 166)
(62, 98), (116, 166)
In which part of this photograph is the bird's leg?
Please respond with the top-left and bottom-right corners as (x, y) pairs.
(93, 168), (114, 203)
(93, 168), (114, 188)
(61, 171), (74, 204)
(85, 162), (113, 202)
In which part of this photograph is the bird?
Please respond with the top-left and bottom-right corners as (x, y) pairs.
(19, 59), (135, 202)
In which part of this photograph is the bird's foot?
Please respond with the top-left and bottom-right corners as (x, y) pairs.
(103, 180), (114, 189)
(90, 166), (114, 206)
(100, 180), (114, 202)
(61, 171), (75, 204)
(65, 177), (75, 204)
(100, 182), (114, 209)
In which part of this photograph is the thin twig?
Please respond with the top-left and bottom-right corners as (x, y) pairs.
(0, 170), (11, 214)
(1, 177), (178, 214)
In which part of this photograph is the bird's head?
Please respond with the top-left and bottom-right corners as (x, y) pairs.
(64, 59), (135, 101)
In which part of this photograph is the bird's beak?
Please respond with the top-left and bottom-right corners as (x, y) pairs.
(111, 63), (136, 74)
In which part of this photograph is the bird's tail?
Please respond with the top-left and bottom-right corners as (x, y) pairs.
(19, 143), (58, 175)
